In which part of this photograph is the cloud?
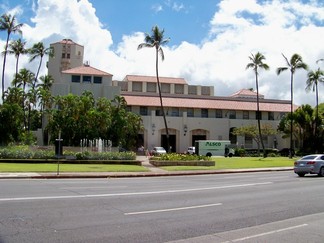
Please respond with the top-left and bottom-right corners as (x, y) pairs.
(1, 0), (324, 107)
(151, 4), (163, 13)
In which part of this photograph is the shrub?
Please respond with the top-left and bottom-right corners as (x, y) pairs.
(154, 153), (210, 161)
(0, 146), (136, 160)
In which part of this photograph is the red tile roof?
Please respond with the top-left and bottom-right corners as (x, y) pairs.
(230, 89), (264, 98)
(62, 65), (113, 76)
(124, 75), (187, 84)
(123, 94), (295, 112)
(52, 39), (83, 46)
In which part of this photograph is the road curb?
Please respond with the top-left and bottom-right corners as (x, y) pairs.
(0, 167), (293, 179)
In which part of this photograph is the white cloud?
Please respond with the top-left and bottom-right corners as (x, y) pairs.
(1, 0), (324, 107)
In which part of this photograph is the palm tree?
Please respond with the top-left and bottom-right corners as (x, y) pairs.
(0, 13), (23, 99)
(305, 68), (324, 152)
(246, 52), (269, 157)
(276, 54), (308, 158)
(28, 42), (54, 87)
(12, 68), (35, 130)
(7, 38), (28, 82)
(138, 25), (170, 152)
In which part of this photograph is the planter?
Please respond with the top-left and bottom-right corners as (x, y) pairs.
(149, 160), (215, 167)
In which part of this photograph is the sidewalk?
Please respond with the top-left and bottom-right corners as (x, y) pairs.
(0, 156), (293, 179)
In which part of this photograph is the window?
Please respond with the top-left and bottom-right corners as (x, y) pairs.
(188, 86), (197, 95)
(62, 53), (65, 58)
(268, 112), (274, 120)
(132, 82), (142, 92)
(201, 109), (208, 118)
(229, 111), (236, 119)
(175, 84), (184, 94)
(171, 108), (179, 117)
(256, 111), (262, 120)
(147, 83), (156, 92)
(201, 86), (210, 95)
(66, 53), (70, 59)
(140, 106), (148, 116)
(156, 109), (163, 116)
(216, 109), (222, 118)
(161, 83), (170, 93)
(94, 76), (102, 84)
(243, 111), (249, 119)
(187, 108), (194, 117)
(83, 75), (91, 83)
(71, 75), (81, 83)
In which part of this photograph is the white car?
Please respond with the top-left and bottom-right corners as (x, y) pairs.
(187, 146), (195, 154)
(151, 147), (167, 156)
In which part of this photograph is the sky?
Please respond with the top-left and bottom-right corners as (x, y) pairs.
(0, 0), (324, 106)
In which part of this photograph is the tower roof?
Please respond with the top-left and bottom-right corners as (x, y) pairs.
(62, 64), (113, 76)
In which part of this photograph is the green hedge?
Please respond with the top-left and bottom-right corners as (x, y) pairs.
(0, 146), (136, 161)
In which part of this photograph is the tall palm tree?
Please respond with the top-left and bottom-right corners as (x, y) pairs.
(0, 13), (23, 99)
(138, 25), (170, 152)
(305, 68), (324, 152)
(276, 53), (308, 158)
(12, 68), (35, 130)
(7, 38), (28, 82)
(246, 52), (269, 157)
(28, 42), (54, 87)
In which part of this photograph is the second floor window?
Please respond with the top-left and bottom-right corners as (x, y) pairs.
(216, 109), (222, 118)
(229, 111), (236, 119)
(268, 112), (274, 120)
(256, 111), (262, 120)
(140, 106), (148, 116)
(243, 111), (249, 119)
(93, 76), (102, 84)
(187, 108), (194, 117)
(201, 109), (208, 118)
(83, 76), (91, 83)
(71, 75), (80, 83)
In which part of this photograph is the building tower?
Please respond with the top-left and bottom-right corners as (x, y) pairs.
(48, 39), (84, 83)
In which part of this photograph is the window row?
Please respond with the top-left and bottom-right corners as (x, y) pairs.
(137, 107), (284, 120)
(71, 75), (102, 84)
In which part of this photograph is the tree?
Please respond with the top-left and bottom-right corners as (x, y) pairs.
(29, 42), (54, 86)
(0, 102), (24, 145)
(232, 124), (276, 155)
(7, 38), (28, 80)
(0, 13), (23, 99)
(246, 52), (270, 157)
(276, 54), (308, 158)
(278, 104), (322, 153)
(306, 68), (324, 152)
(138, 25), (170, 151)
(12, 68), (35, 130)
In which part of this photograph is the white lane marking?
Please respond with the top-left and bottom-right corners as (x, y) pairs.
(0, 182), (272, 202)
(222, 224), (308, 242)
(125, 203), (222, 215)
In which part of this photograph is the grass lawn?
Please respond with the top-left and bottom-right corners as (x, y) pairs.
(0, 163), (149, 173)
(160, 156), (297, 171)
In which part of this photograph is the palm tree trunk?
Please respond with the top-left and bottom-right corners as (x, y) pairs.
(289, 72), (294, 158)
(256, 72), (266, 157)
(1, 35), (9, 100)
(35, 57), (43, 85)
(315, 84), (319, 153)
(155, 48), (170, 152)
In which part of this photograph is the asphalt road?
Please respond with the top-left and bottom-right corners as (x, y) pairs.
(1, 171), (324, 243)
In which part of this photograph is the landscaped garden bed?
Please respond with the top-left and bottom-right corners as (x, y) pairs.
(149, 153), (214, 167)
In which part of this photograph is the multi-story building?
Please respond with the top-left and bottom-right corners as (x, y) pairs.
(48, 39), (292, 152)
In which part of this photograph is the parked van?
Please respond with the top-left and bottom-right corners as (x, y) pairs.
(195, 140), (234, 157)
